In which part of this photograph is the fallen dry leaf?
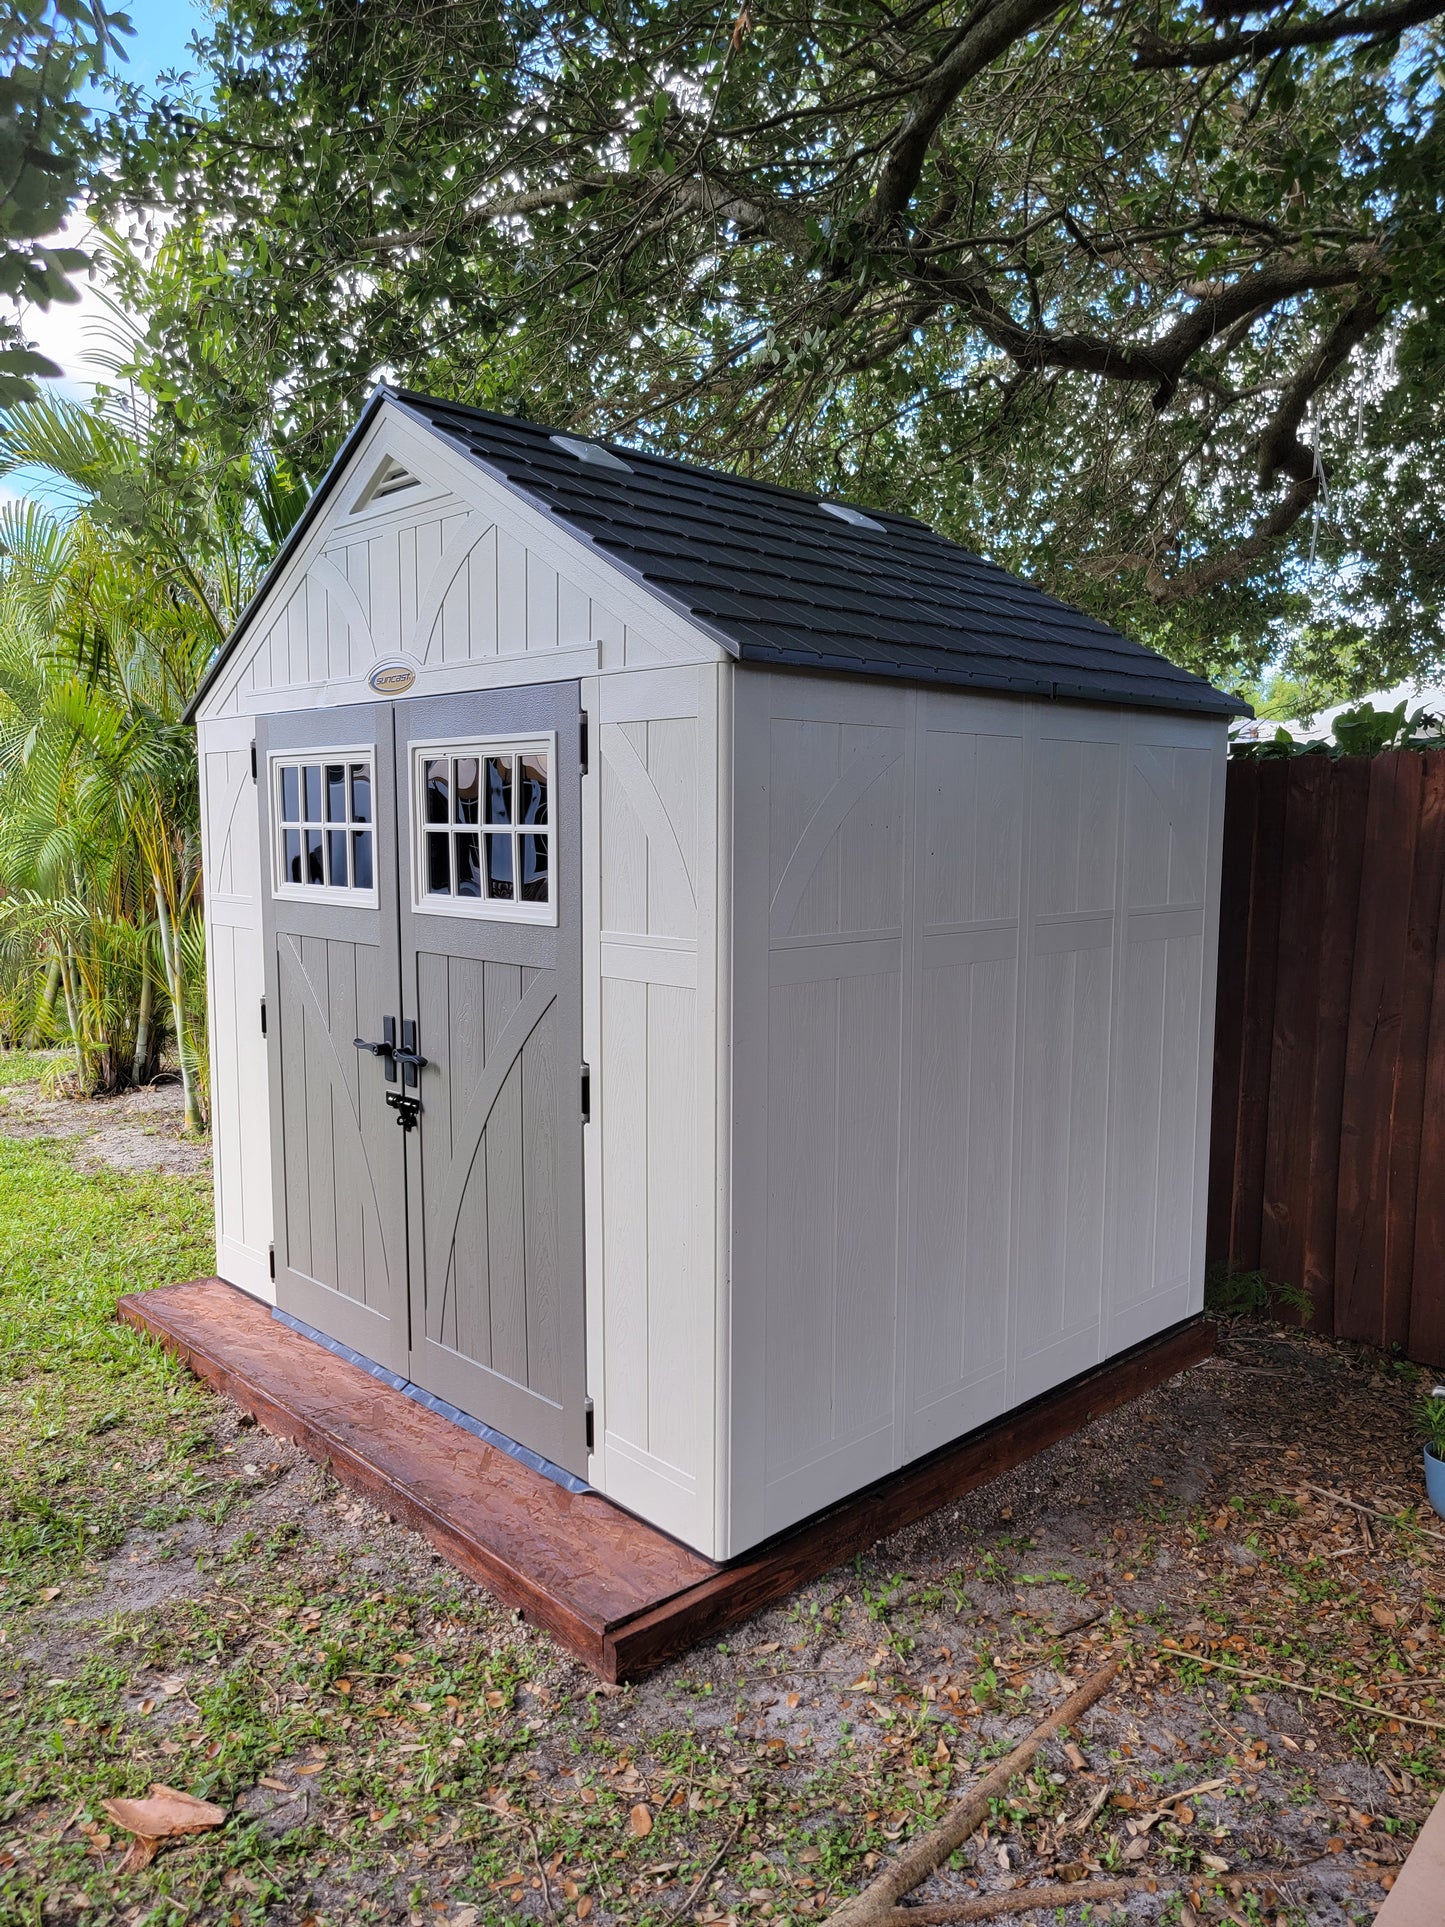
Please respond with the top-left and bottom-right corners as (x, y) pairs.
(629, 1802), (653, 1838)
(101, 1784), (226, 1872)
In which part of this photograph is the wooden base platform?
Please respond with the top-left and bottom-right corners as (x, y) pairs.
(118, 1280), (1214, 1680)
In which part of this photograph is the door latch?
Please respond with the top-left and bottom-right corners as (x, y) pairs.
(385, 1091), (422, 1131)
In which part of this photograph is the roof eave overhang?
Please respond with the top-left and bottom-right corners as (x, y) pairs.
(739, 649), (1250, 719)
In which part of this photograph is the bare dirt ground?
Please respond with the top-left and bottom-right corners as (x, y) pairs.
(2, 1075), (1442, 1926)
(0, 1071), (209, 1176)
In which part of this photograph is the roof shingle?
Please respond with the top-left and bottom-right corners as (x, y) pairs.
(392, 391), (1246, 719)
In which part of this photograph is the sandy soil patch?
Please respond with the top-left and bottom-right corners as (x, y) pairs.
(0, 1073), (210, 1176)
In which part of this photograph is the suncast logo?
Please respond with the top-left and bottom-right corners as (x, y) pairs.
(367, 660), (417, 695)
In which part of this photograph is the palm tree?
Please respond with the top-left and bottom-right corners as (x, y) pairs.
(0, 385), (308, 1128)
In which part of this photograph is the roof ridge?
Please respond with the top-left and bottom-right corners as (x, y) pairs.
(385, 386), (931, 530)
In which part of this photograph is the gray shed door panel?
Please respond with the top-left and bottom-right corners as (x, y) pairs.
(257, 704), (410, 1374)
(258, 685), (587, 1475)
(396, 685), (587, 1477)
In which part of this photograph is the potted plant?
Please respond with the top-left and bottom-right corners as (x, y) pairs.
(1418, 1389), (1445, 1521)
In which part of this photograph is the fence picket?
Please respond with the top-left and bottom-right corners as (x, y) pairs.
(1211, 748), (1445, 1366)
(1231, 759), (1289, 1271)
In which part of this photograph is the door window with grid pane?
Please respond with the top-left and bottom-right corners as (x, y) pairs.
(414, 739), (555, 923)
(272, 755), (377, 903)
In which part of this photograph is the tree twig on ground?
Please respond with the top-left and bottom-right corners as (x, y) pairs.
(1301, 1482), (1445, 1548)
(1157, 1648), (1445, 1730)
(823, 1662), (1119, 1927)
(884, 1865), (1313, 1923)
(525, 1823), (555, 1923)
(662, 1816), (745, 1927)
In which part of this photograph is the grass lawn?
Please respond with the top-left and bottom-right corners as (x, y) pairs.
(2, 1052), (1443, 1927)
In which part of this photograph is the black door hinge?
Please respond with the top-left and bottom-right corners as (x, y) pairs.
(259, 996), (267, 1037)
(250, 740), (257, 781)
(580, 1061), (591, 1123)
(268, 1242), (276, 1281)
(585, 1398), (595, 1452)
(579, 710), (589, 775)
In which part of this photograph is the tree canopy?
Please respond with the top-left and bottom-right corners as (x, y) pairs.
(0, 0), (130, 402)
(97, 0), (1445, 690)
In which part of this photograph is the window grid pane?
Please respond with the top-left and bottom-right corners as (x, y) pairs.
(277, 757), (374, 892)
(417, 746), (550, 914)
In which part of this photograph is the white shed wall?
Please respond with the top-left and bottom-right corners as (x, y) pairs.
(198, 712), (273, 1300)
(726, 669), (1225, 1555)
(582, 664), (729, 1554)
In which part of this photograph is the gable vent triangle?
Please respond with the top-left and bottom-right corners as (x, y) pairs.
(351, 455), (422, 511)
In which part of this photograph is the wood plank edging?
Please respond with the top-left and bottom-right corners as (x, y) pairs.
(602, 1316), (1216, 1679)
(117, 1284), (611, 1672)
(119, 1283), (1213, 1684)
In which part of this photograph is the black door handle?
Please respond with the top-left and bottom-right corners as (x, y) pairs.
(353, 1016), (398, 1082)
(394, 1019), (428, 1089)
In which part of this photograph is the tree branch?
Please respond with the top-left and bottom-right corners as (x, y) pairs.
(1153, 286), (1388, 602)
(868, 0), (1069, 231)
(1148, 254), (1373, 404)
(1134, 0), (1445, 69)
(1255, 283), (1385, 484)
(915, 252), (1373, 403)
(360, 182), (615, 254)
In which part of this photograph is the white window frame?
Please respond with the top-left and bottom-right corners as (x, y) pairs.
(269, 747), (380, 908)
(409, 732), (558, 927)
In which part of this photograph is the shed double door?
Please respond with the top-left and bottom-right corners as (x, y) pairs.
(257, 684), (588, 1477)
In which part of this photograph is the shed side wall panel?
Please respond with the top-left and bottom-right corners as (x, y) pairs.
(727, 671), (1225, 1554)
(583, 665), (724, 1555)
(198, 714), (273, 1299)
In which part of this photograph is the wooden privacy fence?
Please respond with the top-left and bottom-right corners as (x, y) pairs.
(1208, 748), (1445, 1367)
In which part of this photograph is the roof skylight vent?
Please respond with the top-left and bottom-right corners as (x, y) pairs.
(351, 456), (422, 510)
(819, 501), (885, 533)
(549, 434), (633, 474)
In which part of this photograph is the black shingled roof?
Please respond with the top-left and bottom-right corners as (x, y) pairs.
(188, 387), (1248, 721)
